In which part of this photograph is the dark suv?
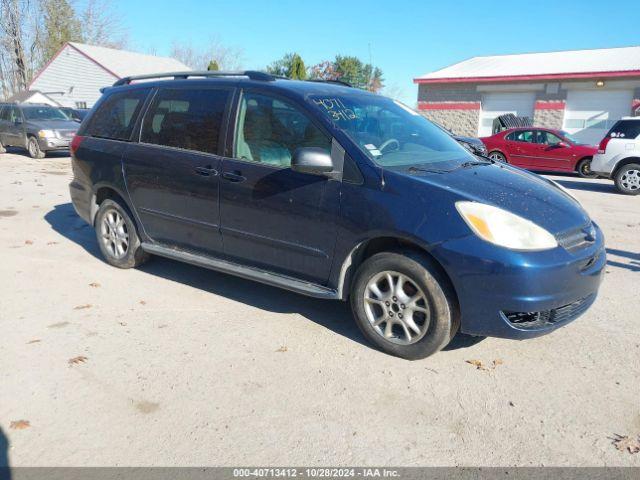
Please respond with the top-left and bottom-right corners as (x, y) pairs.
(69, 71), (605, 359)
(0, 103), (79, 158)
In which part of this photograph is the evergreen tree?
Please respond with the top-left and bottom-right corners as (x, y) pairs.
(42, 0), (82, 62)
(207, 60), (220, 71)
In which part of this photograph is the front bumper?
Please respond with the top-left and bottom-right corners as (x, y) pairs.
(38, 136), (71, 151)
(432, 223), (606, 339)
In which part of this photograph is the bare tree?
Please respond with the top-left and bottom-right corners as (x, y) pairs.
(0, 0), (38, 95)
(170, 37), (244, 71)
(80, 0), (128, 48)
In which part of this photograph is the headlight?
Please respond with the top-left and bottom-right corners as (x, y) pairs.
(38, 130), (56, 138)
(456, 201), (558, 251)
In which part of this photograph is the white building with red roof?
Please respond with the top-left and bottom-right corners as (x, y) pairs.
(414, 46), (640, 143)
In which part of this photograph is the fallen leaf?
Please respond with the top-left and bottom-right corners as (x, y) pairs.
(466, 359), (485, 370)
(10, 420), (30, 430)
(73, 304), (92, 310)
(26, 339), (41, 344)
(118, 322), (127, 327)
(24, 240), (33, 245)
(68, 356), (88, 365)
(611, 434), (640, 454)
(466, 359), (504, 371)
(46, 241), (58, 246)
(89, 282), (100, 288)
(139, 300), (147, 305)
(276, 346), (288, 353)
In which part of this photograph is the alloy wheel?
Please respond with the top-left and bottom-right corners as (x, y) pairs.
(620, 169), (640, 192)
(363, 271), (430, 345)
(100, 209), (129, 259)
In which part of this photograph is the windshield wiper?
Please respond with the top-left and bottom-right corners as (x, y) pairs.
(455, 160), (493, 170)
(408, 166), (450, 174)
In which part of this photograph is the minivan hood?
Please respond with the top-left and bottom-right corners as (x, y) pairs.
(395, 163), (590, 235)
(26, 119), (79, 131)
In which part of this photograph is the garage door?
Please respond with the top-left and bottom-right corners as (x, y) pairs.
(563, 90), (633, 145)
(478, 92), (535, 137)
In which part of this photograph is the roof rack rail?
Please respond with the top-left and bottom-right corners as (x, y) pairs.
(308, 79), (352, 88)
(113, 70), (275, 87)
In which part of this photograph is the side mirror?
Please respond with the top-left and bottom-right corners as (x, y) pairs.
(291, 147), (333, 176)
(14, 118), (23, 125)
(557, 141), (569, 148)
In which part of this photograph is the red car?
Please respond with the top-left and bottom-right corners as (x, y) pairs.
(481, 128), (597, 177)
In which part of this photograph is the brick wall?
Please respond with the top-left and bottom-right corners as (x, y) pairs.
(420, 109), (480, 137)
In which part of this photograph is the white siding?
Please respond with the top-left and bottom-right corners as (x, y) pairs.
(30, 45), (117, 108)
(24, 92), (60, 106)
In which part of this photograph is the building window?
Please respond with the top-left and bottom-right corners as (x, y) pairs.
(75, 102), (87, 109)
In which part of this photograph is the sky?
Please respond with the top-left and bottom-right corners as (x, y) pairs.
(113, 0), (640, 104)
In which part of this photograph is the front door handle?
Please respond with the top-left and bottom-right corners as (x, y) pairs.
(222, 171), (246, 183)
(194, 165), (218, 177)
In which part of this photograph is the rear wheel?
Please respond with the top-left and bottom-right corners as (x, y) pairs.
(614, 163), (640, 195)
(488, 151), (506, 163)
(350, 251), (458, 360)
(27, 136), (45, 159)
(94, 199), (150, 268)
(576, 158), (596, 178)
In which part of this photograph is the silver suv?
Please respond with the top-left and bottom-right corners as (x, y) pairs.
(0, 103), (79, 158)
(591, 117), (640, 195)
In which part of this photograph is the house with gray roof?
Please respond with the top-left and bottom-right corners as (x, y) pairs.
(28, 42), (190, 109)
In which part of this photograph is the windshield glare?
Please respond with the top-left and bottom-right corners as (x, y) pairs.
(308, 94), (475, 169)
(22, 106), (69, 121)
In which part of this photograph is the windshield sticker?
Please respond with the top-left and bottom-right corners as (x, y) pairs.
(393, 100), (419, 116)
(313, 98), (358, 121)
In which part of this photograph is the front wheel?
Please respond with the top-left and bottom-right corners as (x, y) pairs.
(576, 158), (597, 178)
(350, 251), (458, 360)
(27, 136), (45, 159)
(94, 199), (150, 268)
(488, 151), (507, 163)
(614, 163), (640, 195)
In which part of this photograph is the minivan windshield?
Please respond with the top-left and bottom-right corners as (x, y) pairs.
(307, 93), (477, 170)
(22, 106), (69, 121)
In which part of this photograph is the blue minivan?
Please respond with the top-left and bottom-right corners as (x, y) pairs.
(69, 71), (605, 359)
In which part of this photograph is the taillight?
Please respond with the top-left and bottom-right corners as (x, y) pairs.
(70, 135), (86, 156)
(598, 137), (611, 154)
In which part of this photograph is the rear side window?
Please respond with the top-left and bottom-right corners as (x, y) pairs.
(140, 88), (230, 155)
(86, 88), (150, 141)
(506, 130), (535, 143)
(606, 120), (640, 140)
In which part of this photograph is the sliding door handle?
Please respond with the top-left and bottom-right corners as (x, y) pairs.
(222, 171), (246, 183)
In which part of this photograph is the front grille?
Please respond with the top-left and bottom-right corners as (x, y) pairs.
(503, 294), (595, 330)
(58, 130), (76, 139)
(557, 223), (596, 252)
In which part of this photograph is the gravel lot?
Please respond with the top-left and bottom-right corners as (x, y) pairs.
(0, 151), (639, 467)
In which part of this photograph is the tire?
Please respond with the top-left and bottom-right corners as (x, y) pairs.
(350, 251), (459, 360)
(576, 158), (597, 178)
(27, 136), (45, 159)
(614, 163), (640, 195)
(488, 151), (507, 163)
(94, 199), (150, 268)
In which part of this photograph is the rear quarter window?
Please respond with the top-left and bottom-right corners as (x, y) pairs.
(606, 120), (640, 140)
(85, 88), (151, 141)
